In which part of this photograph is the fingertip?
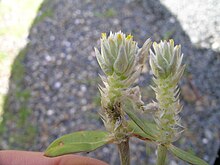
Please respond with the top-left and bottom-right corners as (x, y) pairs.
(0, 150), (108, 165)
(57, 155), (108, 165)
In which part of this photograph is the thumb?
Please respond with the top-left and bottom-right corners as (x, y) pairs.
(0, 150), (108, 165)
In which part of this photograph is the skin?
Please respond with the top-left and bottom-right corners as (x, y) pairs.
(0, 150), (108, 165)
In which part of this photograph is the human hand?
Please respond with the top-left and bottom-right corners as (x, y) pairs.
(0, 150), (108, 165)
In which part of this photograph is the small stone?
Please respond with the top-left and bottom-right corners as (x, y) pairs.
(56, 60), (62, 65)
(169, 17), (176, 23)
(66, 54), (72, 60)
(83, 26), (90, 31)
(81, 98), (87, 105)
(47, 109), (54, 116)
(202, 138), (208, 144)
(60, 126), (67, 133)
(81, 106), (87, 111)
(54, 82), (61, 89)
(45, 55), (52, 61)
(112, 18), (119, 25)
(170, 160), (177, 165)
(204, 155), (209, 161)
(60, 53), (66, 58)
(80, 84), (87, 92)
(44, 96), (50, 102)
(74, 18), (85, 25)
(70, 108), (76, 114)
(62, 40), (71, 47)
(50, 35), (55, 41)
(103, 147), (109, 153)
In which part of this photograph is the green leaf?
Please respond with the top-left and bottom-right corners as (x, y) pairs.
(168, 144), (209, 165)
(124, 99), (158, 141)
(45, 130), (111, 157)
(127, 120), (157, 140)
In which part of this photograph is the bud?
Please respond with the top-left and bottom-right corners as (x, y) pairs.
(149, 40), (185, 143)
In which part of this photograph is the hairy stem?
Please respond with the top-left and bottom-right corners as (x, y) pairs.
(156, 144), (167, 165)
(117, 138), (130, 165)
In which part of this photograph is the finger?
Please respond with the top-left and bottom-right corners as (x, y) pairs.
(56, 154), (108, 165)
(0, 150), (108, 165)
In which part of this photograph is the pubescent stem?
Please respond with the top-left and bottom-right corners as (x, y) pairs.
(117, 138), (130, 165)
(156, 144), (167, 165)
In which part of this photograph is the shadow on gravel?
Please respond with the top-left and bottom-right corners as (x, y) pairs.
(1, 0), (219, 164)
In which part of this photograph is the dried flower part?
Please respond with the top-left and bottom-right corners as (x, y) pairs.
(95, 32), (151, 141)
(149, 40), (185, 144)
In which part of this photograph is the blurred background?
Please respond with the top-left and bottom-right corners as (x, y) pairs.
(0, 0), (219, 164)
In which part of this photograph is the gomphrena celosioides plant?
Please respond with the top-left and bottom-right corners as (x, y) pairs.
(149, 40), (185, 164)
(95, 31), (151, 165)
(44, 32), (208, 165)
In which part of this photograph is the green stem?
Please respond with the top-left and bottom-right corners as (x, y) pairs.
(117, 138), (130, 165)
(156, 144), (167, 165)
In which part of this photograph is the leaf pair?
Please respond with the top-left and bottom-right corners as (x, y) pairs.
(44, 99), (208, 165)
(123, 102), (208, 165)
(124, 106), (158, 141)
(44, 99), (157, 158)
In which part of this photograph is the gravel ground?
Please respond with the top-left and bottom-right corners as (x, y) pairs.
(1, 0), (220, 164)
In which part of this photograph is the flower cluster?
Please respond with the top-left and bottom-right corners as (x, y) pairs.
(95, 31), (151, 139)
(95, 32), (151, 88)
(149, 40), (185, 144)
(45, 31), (208, 165)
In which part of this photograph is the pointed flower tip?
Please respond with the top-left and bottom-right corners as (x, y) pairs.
(94, 47), (102, 59)
(177, 44), (181, 49)
(126, 34), (133, 40)
(169, 39), (174, 44)
(142, 38), (152, 47)
(101, 33), (107, 39)
(94, 47), (98, 52)
(153, 41), (158, 48)
(117, 33), (123, 40)
(147, 37), (152, 43)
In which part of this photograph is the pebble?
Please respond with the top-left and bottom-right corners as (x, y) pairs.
(47, 109), (54, 116)
(202, 138), (208, 144)
(54, 82), (61, 89)
(80, 85), (87, 92)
